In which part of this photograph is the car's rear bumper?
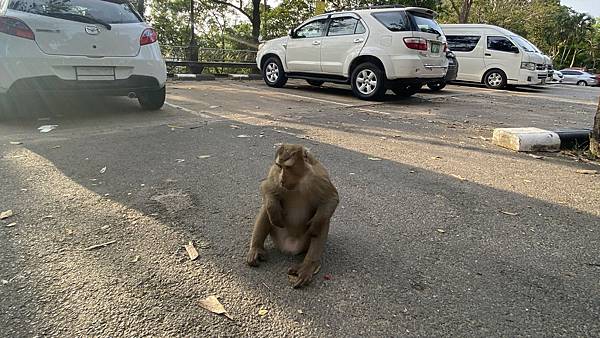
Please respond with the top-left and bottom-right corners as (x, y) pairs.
(7, 75), (162, 96)
(384, 55), (449, 80)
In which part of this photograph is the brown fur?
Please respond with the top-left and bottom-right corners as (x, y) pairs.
(246, 144), (339, 288)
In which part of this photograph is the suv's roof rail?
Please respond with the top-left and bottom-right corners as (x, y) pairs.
(324, 4), (406, 13)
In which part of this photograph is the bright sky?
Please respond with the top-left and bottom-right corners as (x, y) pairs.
(561, 0), (600, 17)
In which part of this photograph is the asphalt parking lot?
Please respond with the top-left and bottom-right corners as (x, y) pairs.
(1, 80), (599, 337)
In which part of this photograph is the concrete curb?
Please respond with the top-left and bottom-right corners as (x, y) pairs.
(173, 74), (216, 81)
(493, 127), (591, 152)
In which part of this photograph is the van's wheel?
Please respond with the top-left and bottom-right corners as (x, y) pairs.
(483, 69), (507, 89)
(577, 80), (588, 86)
(262, 57), (288, 88)
(306, 80), (324, 87)
(427, 81), (446, 91)
(392, 84), (421, 97)
(138, 86), (166, 110)
(351, 62), (387, 100)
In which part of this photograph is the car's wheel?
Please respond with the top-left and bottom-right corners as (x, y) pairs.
(427, 81), (446, 91)
(138, 86), (166, 110)
(577, 80), (587, 86)
(483, 69), (507, 89)
(262, 57), (288, 88)
(392, 84), (422, 98)
(351, 62), (387, 100)
(306, 79), (324, 87)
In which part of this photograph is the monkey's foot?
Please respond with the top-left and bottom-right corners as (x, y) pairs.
(287, 261), (320, 288)
(246, 247), (267, 267)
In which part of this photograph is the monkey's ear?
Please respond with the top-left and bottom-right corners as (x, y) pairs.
(275, 144), (285, 159)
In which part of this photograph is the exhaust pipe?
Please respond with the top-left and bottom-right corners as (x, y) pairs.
(128, 92), (137, 99)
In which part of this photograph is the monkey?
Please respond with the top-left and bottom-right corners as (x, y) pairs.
(246, 144), (339, 288)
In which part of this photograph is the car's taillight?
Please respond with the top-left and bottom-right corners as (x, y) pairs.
(140, 28), (157, 46)
(443, 42), (448, 52)
(403, 37), (427, 51)
(0, 17), (35, 40)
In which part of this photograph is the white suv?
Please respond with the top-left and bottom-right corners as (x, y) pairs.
(256, 6), (449, 100)
(0, 0), (167, 113)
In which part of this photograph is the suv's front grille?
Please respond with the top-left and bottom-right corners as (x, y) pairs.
(536, 64), (546, 70)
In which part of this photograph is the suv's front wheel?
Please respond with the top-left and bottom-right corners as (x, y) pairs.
(351, 62), (387, 100)
(262, 57), (288, 88)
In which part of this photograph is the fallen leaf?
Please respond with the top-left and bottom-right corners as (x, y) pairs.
(437, 228), (446, 233)
(528, 154), (544, 160)
(184, 241), (199, 260)
(323, 273), (333, 281)
(167, 124), (184, 129)
(0, 210), (13, 220)
(9, 141), (22, 145)
(501, 211), (519, 216)
(100, 166), (107, 174)
(368, 157), (382, 161)
(199, 295), (233, 320)
(523, 179), (532, 183)
(450, 174), (467, 181)
(5, 222), (16, 228)
(131, 255), (140, 263)
(100, 225), (110, 230)
(229, 124), (241, 129)
(51, 145), (61, 149)
(576, 169), (598, 175)
(175, 159), (186, 163)
(236, 134), (251, 138)
(82, 240), (116, 251)
(209, 105), (220, 109)
(198, 155), (211, 159)
(258, 308), (268, 316)
(297, 309), (304, 314)
(431, 156), (442, 160)
(41, 215), (54, 220)
(38, 125), (58, 133)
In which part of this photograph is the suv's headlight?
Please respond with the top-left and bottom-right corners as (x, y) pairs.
(520, 62), (536, 71)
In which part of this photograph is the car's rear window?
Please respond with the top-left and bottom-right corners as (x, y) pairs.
(372, 11), (410, 32)
(8, 0), (141, 24)
(409, 12), (442, 36)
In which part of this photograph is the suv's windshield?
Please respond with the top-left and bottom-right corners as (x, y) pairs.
(409, 12), (442, 36)
(8, 0), (141, 24)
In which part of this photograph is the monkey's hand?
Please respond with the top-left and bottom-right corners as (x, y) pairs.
(246, 247), (267, 267)
(288, 261), (320, 289)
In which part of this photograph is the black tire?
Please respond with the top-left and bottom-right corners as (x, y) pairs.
(392, 84), (422, 98)
(262, 56), (288, 88)
(351, 62), (387, 101)
(483, 69), (507, 89)
(427, 81), (446, 91)
(306, 79), (324, 87)
(577, 80), (587, 86)
(138, 86), (166, 110)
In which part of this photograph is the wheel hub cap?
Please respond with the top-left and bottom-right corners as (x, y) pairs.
(357, 69), (377, 95)
(266, 63), (279, 82)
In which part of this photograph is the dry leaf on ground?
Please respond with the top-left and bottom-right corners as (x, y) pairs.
(82, 240), (116, 251)
(0, 210), (13, 220)
(184, 241), (199, 260)
(368, 157), (382, 161)
(501, 211), (519, 216)
(258, 308), (268, 316)
(198, 155), (211, 159)
(100, 166), (107, 174)
(5, 222), (17, 228)
(450, 174), (467, 181)
(576, 169), (598, 175)
(9, 141), (22, 145)
(199, 295), (233, 320)
(437, 228), (446, 233)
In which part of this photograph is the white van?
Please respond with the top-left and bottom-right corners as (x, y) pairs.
(440, 24), (547, 89)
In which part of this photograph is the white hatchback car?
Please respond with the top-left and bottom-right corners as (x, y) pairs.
(256, 6), (449, 100)
(0, 0), (167, 113)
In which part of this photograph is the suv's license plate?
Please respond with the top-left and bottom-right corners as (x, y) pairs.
(431, 43), (440, 53)
(75, 66), (116, 81)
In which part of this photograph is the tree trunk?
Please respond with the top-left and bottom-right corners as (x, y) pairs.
(137, 0), (145, 18)
(591, 97), (600, 157)
(570, 49), (579, 68)
(251, 0), (261, 47)
(459, 0), (474, 23)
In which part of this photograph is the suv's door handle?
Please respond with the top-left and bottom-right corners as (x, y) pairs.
(353, 38), (364, 43)
(312, 40), (321, 46)
(485, 53), (492, 56)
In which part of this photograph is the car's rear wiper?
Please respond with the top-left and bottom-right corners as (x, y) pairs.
(44, 12), (112, 30)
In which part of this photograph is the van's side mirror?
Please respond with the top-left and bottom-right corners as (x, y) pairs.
(289, 29), (295, 37)
(511, 46), (520, 53)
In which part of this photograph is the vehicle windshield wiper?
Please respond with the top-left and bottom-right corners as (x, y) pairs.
(44, 12), (112, 30)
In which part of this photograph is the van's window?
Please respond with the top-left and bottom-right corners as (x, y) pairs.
(8, 0), (141, 24)
(510, 35), (535, 52)
(372, 11), (410, 32)
(355, 21), (366, 34)
(409, 12), (442, 36)
(487, 36), (517, 52)
(328, 17), (358, 36)
(446, 35), (481, 52)
(294, 19), (327, 38)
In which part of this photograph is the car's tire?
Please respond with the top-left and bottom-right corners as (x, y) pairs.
(392, 84), (421, 98)
(138, 86), (166, 111)
(483, 69), (507, 89)
(306, 79), (324, 87)
(262, 57), (288, 88)
(427, 81), (446, 91)
(351, 62), (387, 101)
(577, 80), (587, 86)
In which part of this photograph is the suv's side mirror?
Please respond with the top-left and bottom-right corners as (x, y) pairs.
(289, 29), (295, 37)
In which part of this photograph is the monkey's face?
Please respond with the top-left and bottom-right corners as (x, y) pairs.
(275, 147), (306, 190)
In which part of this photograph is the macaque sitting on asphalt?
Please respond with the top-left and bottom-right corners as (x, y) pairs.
(246, 144), (339, 288)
